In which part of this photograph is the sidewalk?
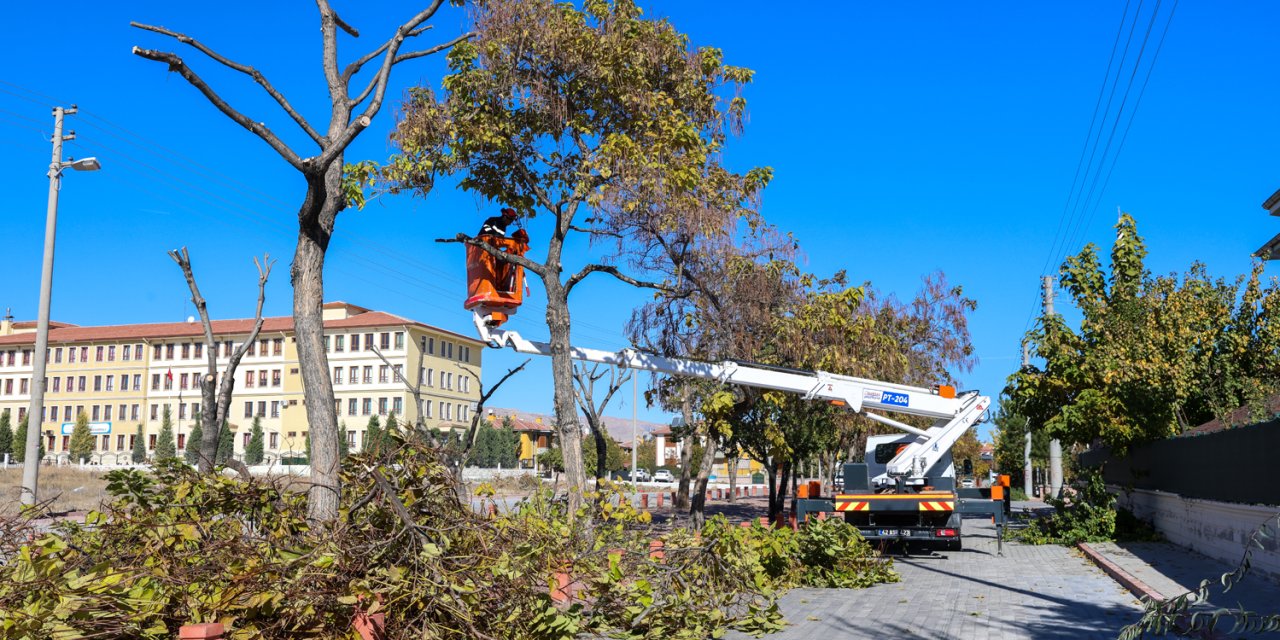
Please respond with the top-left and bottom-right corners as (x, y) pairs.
(1081, 539), (1280, 616)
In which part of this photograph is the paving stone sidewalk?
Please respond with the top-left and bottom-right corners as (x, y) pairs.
(1086, 540), (1280, 616)
(729, 517), (1144, 640)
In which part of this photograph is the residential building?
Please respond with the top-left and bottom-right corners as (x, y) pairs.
(0, 302), (482, 463)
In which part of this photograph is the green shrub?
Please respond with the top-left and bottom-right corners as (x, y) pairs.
(0, 433), (897, 639)
(1016, 468), (1117, 545)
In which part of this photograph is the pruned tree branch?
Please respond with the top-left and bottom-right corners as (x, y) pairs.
(131, 46), (305, 169)
(459, 359), (531, 467)
(131, 23), (324, 146)
(436, 234), (547, 277)
(565, 264), (671, 297)
(342, 26), (433, 84)
(167, 247), (275, 475)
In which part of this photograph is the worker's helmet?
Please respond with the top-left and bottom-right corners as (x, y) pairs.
(500, 207), (517, 220)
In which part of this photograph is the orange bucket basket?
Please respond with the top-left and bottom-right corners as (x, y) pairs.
(465, 236), (529, 326)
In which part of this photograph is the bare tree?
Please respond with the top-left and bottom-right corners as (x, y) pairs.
(168, 247), (273, 476)
(572, 363), (632, 481)
(454, 360), (529, 469)
(132, 3), (471, 521)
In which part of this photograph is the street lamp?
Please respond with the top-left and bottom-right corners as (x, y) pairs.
(20, 105), (100, 506)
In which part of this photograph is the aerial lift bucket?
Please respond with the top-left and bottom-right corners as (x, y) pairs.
(465, 236), (529, 327)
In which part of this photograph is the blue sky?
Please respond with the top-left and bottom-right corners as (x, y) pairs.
(1, 1), (1277, 439)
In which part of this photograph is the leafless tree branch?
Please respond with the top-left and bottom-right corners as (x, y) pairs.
(565, 264), (671, 297)
(167, 247), (275, 475)
(436, 234), (547, 277)
(130, 23), (324, 146)
(459, 359), (530, 467)
(131, 46), (305, 169)
(343, 26), (433, 83)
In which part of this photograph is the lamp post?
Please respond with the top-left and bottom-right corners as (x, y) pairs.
(20, 105), (100, 506)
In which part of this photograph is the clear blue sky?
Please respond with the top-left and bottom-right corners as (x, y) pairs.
(2, 2), (1278, 440)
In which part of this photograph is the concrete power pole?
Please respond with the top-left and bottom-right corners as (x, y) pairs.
(1043, 275), (1064, 499)
(21, 106), (73, 506)
(1022, 341), (1033, 498)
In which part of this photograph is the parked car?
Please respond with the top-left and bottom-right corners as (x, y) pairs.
(653, 469), (673, 483)
(632, 468), (651, 482)
(960, 478), (975, 488)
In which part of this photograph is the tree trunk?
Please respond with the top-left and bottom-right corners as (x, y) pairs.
(674, 386), (694, 509)
(296, 167), (342, 523)
(688, 433), (718, 529)
(591, 423), (607, 480)
(545, 281), (585, 512)
(727, 451), (738, 503)
(198, 377), (218, 473)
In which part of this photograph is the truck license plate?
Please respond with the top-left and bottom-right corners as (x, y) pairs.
(877, 529), (899, 536)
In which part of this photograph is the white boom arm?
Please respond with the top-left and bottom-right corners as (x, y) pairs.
(474, 313), (989, 484)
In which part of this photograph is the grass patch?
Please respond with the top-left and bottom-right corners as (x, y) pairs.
(0, 466), (112, 516)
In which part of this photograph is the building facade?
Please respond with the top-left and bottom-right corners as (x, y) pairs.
(0, 302), (482, 463)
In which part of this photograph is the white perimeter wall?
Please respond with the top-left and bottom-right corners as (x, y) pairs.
(1117, 488), (1280, 582)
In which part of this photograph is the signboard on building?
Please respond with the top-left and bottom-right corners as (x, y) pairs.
(61, 421), (111, 435)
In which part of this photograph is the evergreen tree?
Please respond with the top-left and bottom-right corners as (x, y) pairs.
(363, 415), (383, 455)
(338, 420), (349, 459)
(0, 411), (12, 461)
(245, 416), (265, 465)
(68, 411), (95, 464)
(216, 421), (235, 465)
(13, 415), (42, 463)
(185, 419), (203, 465)
(132, 424), (146, 463)
(155, 406), (177, 460)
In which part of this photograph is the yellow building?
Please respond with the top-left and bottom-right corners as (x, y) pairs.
(0, 302), (482, 464)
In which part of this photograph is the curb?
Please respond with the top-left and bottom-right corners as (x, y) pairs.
(1078, 542), (1165, 602)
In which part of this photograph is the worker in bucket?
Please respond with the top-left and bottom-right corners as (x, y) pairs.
(478, 207), (519, 238)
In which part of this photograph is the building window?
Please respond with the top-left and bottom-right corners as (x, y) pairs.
(259, 339), (269, 356)
(118, 404), (126, 421)
(192, 402), (199, 417)
(131, 404), (140, 421)
(177, 433), (186, 450)
(194, 343), (203, 359)
(257, 401), (266, 418)
(363, 333), (373, 351)
(105, 376), (114, 392)
(425, 400), (433, 419)
(245, 370), (254, 388)
(258, 371), (267, 388)
(347, 430), (356, 447)
(54, 347), (63, 363)
(2, 379), (11, 395)
(393, 397), (403, 414)
(378, 397), (388, 415)
(393, 364), (403, 382)
(49, 406), (58, 422)
(150, 404), (159, 420)
(163, 373), (172, 391)
(348, 398), (358, 416)
(178, 403), (187, 420)
(149, 434), (156, 450)
(333, 367), (342, 385)
(152, 374), (161, 391)
(247, 341), (256, 357)
(180, 373), (189, 390)
(117, 434), (125, 450)
(272, 370), (281, 387)
(394, 332), (404, 349)
(119, 374), (127, 390)
(363, 366), (372, 384)
(182, 343), (191, 359)
(273, 338), (282, 356)
(380, 332), (391, 350)
(223, 341), (232, 358)
(426, 369), (434, 387)
(271, 401), (280, 418)
(132, 374), (141, 391)
(153, 345), (162, 360)
(420, 336), (427, 353)
(344, 367), (355, 385)
(165, 344), (175, 360)
(67, 348), (76, 364)
(443, 403), (452, 421)
(459, 404), (468, 422)
(93, 376), (103, 392)
(361, 398), (372, 416)
(91, 406), (100, 421)
(52, 377), (61, 393)
(120, 346), (129, 361)
(269, 432), (278, 449)
(335, 335), (345, 352)
(244, 402), (253, 419)
(104, 405), (113, 421)
(20, 378), (29, 394)
(379, 365), (389, 384)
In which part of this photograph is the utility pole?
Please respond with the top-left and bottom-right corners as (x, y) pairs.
(1043, 275), (1064, 499)
(1022, 340), (1033, 499)
(22, 107), (70, 505)
(631, 373), (639, 497)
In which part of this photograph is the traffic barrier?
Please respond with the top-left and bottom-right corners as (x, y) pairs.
(649, 539), (665, 561)
(657, 492), (664, 507)
(641, 493), (649, 509)
(551, 565), (574, 603)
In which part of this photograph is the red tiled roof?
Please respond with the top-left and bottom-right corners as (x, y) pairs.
(12, 320), (78, 330)
(485, 411), (554, 432)
(1181, 393), (1280, 437)
(0, 307), (483, 347)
